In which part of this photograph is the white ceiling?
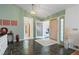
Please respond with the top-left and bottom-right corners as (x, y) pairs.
(17, 4), (76, 18)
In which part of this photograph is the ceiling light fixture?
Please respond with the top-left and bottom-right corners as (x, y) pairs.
(30, 4), (36, 15)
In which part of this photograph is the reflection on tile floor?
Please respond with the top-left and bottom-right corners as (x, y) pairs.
(4, 39), (75, 55)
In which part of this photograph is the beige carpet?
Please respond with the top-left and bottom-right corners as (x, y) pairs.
(35, 38), (57, 46)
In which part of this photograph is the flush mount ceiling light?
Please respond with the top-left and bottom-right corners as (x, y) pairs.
(30, 4), (36, 15)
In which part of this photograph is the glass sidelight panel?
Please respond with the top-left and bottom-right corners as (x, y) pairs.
(59, 16), (64, 44)
(60, 18), (64, 42)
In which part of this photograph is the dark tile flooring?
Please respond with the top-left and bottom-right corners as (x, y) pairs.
(4, 39), (75, 55)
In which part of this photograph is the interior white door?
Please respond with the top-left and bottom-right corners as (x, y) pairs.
(36, 20), (43, 38)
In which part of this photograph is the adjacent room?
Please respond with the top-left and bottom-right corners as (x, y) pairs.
(0, 4), (79, 55)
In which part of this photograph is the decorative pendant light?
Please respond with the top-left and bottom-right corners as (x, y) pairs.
(30, 4), (36, 15)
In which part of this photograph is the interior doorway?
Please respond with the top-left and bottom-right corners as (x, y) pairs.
(36, 20), (49, 39)
(24, 17), (33, 39)
(36, 20), (43, 38)
(43, 20), (49, 38)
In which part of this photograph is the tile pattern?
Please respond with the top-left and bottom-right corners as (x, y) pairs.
(4, 39), (75, 55)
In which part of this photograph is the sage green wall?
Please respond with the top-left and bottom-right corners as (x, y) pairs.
(0, 4), (27, 39)
(41, 10), (65, 21)
(0, 4), (65, 40)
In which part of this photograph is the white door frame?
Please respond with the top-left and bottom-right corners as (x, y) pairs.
(24, 17), (33, 39)
(57, 15), (65, 44)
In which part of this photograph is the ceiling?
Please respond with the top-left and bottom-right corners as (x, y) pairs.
(17, 4), (76, 18)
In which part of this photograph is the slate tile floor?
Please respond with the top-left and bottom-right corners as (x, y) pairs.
(4, 39), (75, 55)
